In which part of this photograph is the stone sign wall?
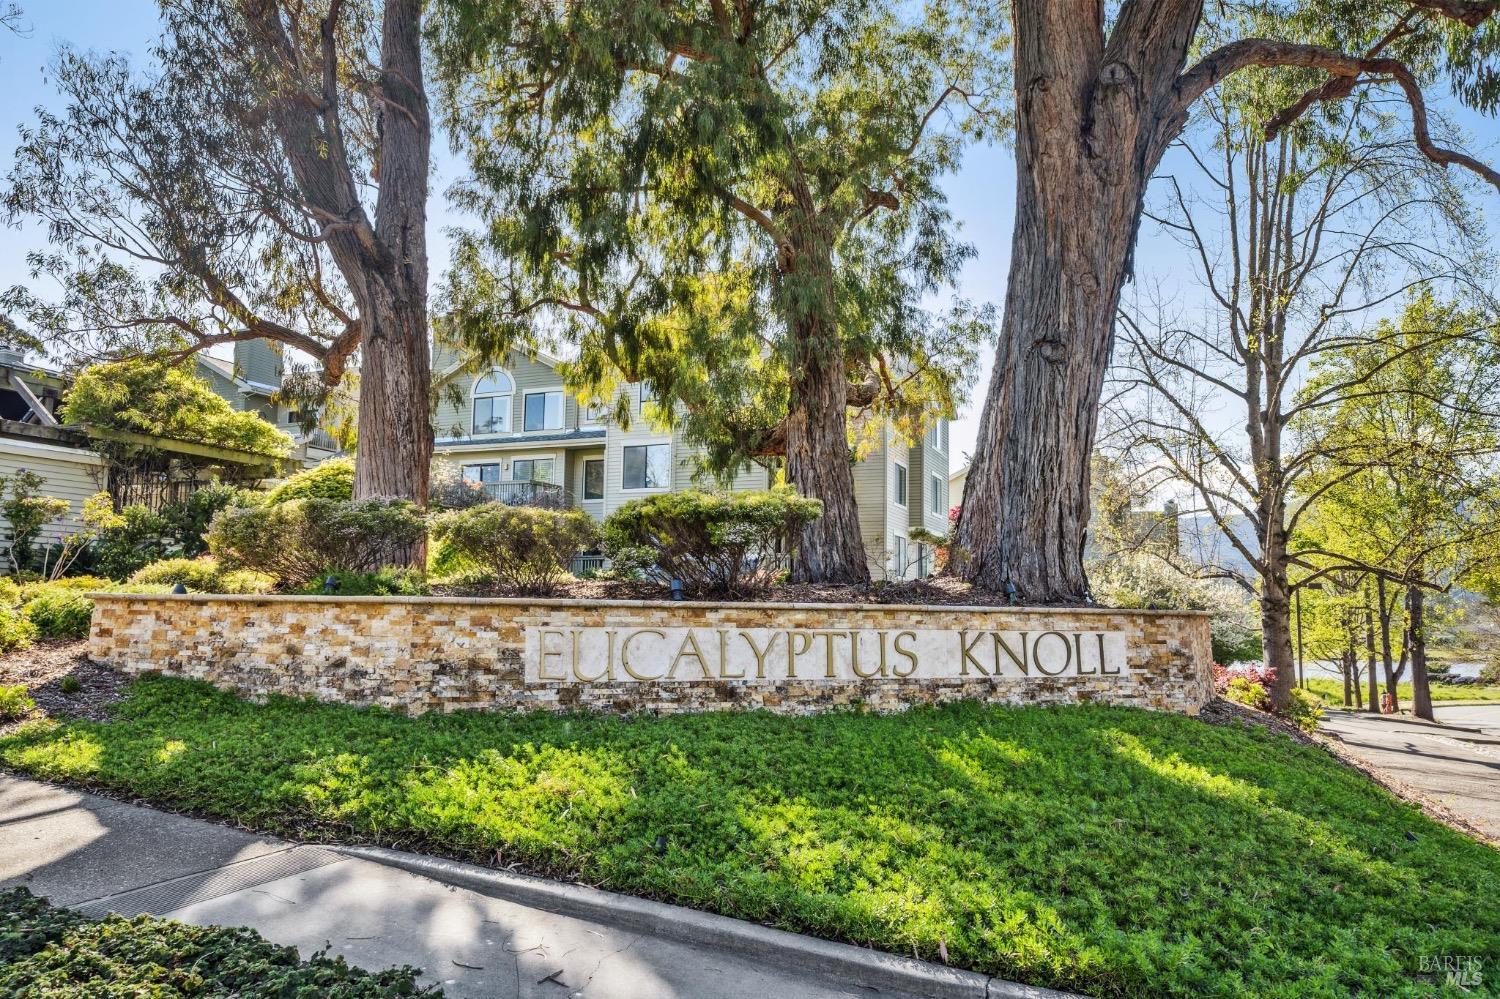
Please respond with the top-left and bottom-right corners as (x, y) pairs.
(88, 594), (1215, 716)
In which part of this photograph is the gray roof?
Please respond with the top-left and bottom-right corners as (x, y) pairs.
(435, 428), (607, 448)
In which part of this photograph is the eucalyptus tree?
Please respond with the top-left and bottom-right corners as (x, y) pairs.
(1104, 63), (1484, 711)
(3, 0), (433, 505)
(431, 0), (1003, 583)
(955, 0), (1500, 604)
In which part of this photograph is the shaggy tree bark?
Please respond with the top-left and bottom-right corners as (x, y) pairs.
(784, 313), (869, 583)
(957, 0), (1500, 606)
(246, 0), (433, 503)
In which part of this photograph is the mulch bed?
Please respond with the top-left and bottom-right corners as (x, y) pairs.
(0, 640), (130, 733)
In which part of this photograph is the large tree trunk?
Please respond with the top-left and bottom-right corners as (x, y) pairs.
(1366, 601), (1379, 713)
(1260, 565), (1296, 709)
(783, 309), (870, 585)
(354, 0), (433, 508)
(954, 1), (1199, 602)
(1409, 583), (1434, 720)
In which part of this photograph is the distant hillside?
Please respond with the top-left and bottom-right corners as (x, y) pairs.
(1177, 513), (1258, 581)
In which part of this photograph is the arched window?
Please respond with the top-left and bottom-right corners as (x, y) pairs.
(472, 369), (514, 434)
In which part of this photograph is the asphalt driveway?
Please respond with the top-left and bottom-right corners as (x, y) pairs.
(1319, 705), (1500, 841)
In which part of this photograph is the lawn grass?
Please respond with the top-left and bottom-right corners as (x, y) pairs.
(1304, 676), (1500, 706)
(0, 886), (432, 996)
(3, 677), (1498, 998)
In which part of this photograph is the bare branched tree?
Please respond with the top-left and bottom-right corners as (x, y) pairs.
(1103, 81), (1488, 710)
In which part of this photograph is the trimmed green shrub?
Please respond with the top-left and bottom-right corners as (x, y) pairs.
(220, 569), (277, 594)
(432, 503), (598, 595)
(58, 675), (82, 695)
(290, 568), (429, 597)
(603, 487), (822, 595)
(0, 887), (434, 995)
(17, 576), (112, 603)
(266, 457), (355, 505)
(0, 606), (36, 654)
(131, 557), (224, 591)
(127, 557), (276, 594)
(0, 685), (34, 721)
(206, 498), (426, 585)
(23, 588), (94, 641)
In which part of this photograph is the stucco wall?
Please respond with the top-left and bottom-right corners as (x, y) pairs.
(89, 595), (1215, 717)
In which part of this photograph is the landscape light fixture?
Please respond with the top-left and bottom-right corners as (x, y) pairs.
(323, 575), (340, 595)
(171, 583), (187, 595)
(670, 579), (684, 601)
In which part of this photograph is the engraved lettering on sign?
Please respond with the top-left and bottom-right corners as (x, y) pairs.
(524, 626), (1131, 683)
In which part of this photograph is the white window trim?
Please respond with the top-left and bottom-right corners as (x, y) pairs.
(521, 389), (565, 433)
(581, 457), (605, 501)
(579, 399), (607, 428)
(620, 440), (673, 493)
(471, 368), (514, 435)
(893, 462), (908, 508)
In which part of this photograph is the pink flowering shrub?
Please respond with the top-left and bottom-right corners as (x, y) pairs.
(1211, 662), (1275, 696)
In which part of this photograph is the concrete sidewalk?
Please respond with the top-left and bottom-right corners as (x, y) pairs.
(1319, 705), (1500, 841)
(0, 775), (1067, 999)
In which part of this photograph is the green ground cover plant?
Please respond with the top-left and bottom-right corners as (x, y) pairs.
(3, 678), (1496, 997)
(1304, 677), (1500, 705)
(0, 684), (35, 721)
(0, 886), (433, 996)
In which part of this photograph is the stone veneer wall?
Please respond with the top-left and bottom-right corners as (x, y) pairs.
(88, 594), (1214, 716)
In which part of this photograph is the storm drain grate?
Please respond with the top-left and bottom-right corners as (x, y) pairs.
(73, 846), (347, 917)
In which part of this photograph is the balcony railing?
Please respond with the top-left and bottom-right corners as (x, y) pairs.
(570, 553), (609, 576)
(474, 480), (573, 509)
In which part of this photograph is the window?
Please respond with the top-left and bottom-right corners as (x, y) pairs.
(893, 535), (908, 577)
(623, 443), (671, 490)
(512, 457), (555, 482)
(926, 420), (943, 449)
(462, 463), (500, 485)
(639, 382), (655, 405)
(472, 370), (514, 434)
(894, 462), (908, 507)
(583, 458), (604, 500)
(929, 473), (944, 515)
(581, 400), (608, 426)
(523, 391), (564, 432)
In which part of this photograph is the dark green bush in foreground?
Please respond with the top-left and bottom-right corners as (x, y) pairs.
(4, 678), (1496, 997)
(603, 487), (821, 595)
(432, 502), (598, 595)
(0, 886), (433, 996)
(206, 497), (426, 586)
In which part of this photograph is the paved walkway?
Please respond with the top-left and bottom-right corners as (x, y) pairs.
(0, 775), (991, 999)
(1318, 705), (1500, 841)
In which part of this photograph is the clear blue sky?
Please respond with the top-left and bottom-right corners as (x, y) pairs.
(1, 1), (1495, 469)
